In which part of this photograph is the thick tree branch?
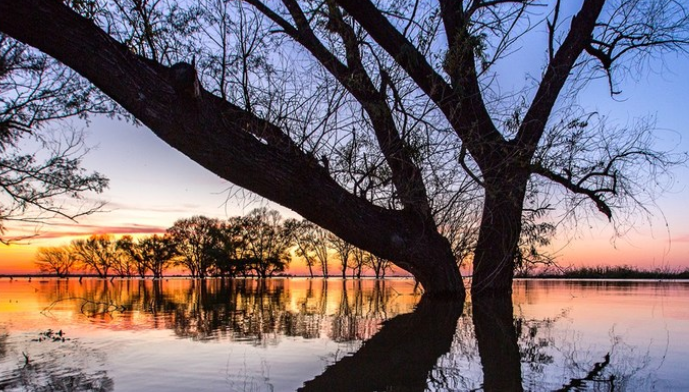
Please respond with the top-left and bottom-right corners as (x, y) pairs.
(335, 0), (504, 156)
(516, 0), (605, 152)
(547, 0), (563, 62)
(250, 0), (433, 217)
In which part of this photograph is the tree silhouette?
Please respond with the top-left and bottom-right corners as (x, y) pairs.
(116, 234), (178, 278)
(284, 218), (318, 278)
(329, 234), (354, 279)
(367, 254), (393, 279)
(70, 234), (118, 278)
(115, 235), (147, 277)
(167, 216), (222, 278)
(238, 208), (292, 278)
(0, 34), (108, 243)
(34, 245), (75, 277)
(0, 1), (687, 297)
(209, 218), (249, 277)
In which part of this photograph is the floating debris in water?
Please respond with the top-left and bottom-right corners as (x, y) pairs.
(32, 329), (69, 343)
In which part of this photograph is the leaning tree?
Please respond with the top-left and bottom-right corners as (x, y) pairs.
(0, 0), (686, 297)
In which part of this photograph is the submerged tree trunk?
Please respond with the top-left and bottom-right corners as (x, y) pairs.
(471, 168), (528, 297)
(399, 227), (465, 299)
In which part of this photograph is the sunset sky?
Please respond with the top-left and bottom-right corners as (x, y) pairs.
(1, 18), (688, 275)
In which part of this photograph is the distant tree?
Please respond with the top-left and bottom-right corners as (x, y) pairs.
(35, 245), (75, 277)
(350, 248), (369, 279)
(210, 218), (249, 277)
(285, 218), (317, 278)
(70, 234), (117, 278)
(310, 225), (330, 277)
(329, 234), (354, 279)
(240, 208), (292, 278)
(368, 255), (393, 280)
(111, 250), (136, 277)
(139, 234), (178, 278)
(117, 234), (179, 278)
(116, 235), (148, 278)
(167, 216), (221, 278)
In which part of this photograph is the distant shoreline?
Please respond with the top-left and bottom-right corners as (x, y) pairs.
(0, 274), (414, 279)
(2, 269), (688, 281)
(523, 265), (689, 280)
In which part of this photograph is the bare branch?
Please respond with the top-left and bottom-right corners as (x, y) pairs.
(531, 163), (612, 219)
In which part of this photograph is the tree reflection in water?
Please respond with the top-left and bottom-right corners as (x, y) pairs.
(29, 279), (665, 391)
(301, 295), (464, 392)
(473, 296), (523, 392)
(39, 278), (409, 344)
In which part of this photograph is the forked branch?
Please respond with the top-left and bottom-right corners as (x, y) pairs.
(531, 163), (613, 219)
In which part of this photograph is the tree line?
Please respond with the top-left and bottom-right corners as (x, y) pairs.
(34, 208), (394, 279)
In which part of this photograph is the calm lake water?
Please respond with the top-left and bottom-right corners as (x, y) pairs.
(0, 278), (687, 391)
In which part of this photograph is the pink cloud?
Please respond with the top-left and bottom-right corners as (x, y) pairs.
(671, 234), (689, 243)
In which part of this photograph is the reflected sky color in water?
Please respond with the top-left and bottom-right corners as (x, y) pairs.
(0, 278), (687, 391)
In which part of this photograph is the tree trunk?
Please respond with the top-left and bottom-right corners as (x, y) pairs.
(399, 227), (465, 299)
(471, 171), (528, 297)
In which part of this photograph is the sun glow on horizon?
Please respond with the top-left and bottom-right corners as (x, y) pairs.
(0, 227), (331, 277)
(0, 224), (168, 274)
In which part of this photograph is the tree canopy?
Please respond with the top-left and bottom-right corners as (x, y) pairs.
(3, 0), (687, 297)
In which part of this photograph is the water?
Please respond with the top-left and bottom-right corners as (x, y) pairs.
(0, 278), (687, 391)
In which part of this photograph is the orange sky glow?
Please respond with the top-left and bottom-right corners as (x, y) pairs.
(1, 217), (687, 275)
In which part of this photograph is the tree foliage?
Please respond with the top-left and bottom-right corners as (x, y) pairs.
(116, 234), (178, 278)
(236, 208), (292, 277)
(167, 215), (220, 278)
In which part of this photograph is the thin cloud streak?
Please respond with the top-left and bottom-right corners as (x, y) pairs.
(4, 223), (166, 242)
(103, 201), (206, 214)
(671, 234), (689, 243)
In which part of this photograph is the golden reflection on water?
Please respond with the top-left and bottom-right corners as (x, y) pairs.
(1, 278), (688, 391)
(1, 278), (422, 341)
